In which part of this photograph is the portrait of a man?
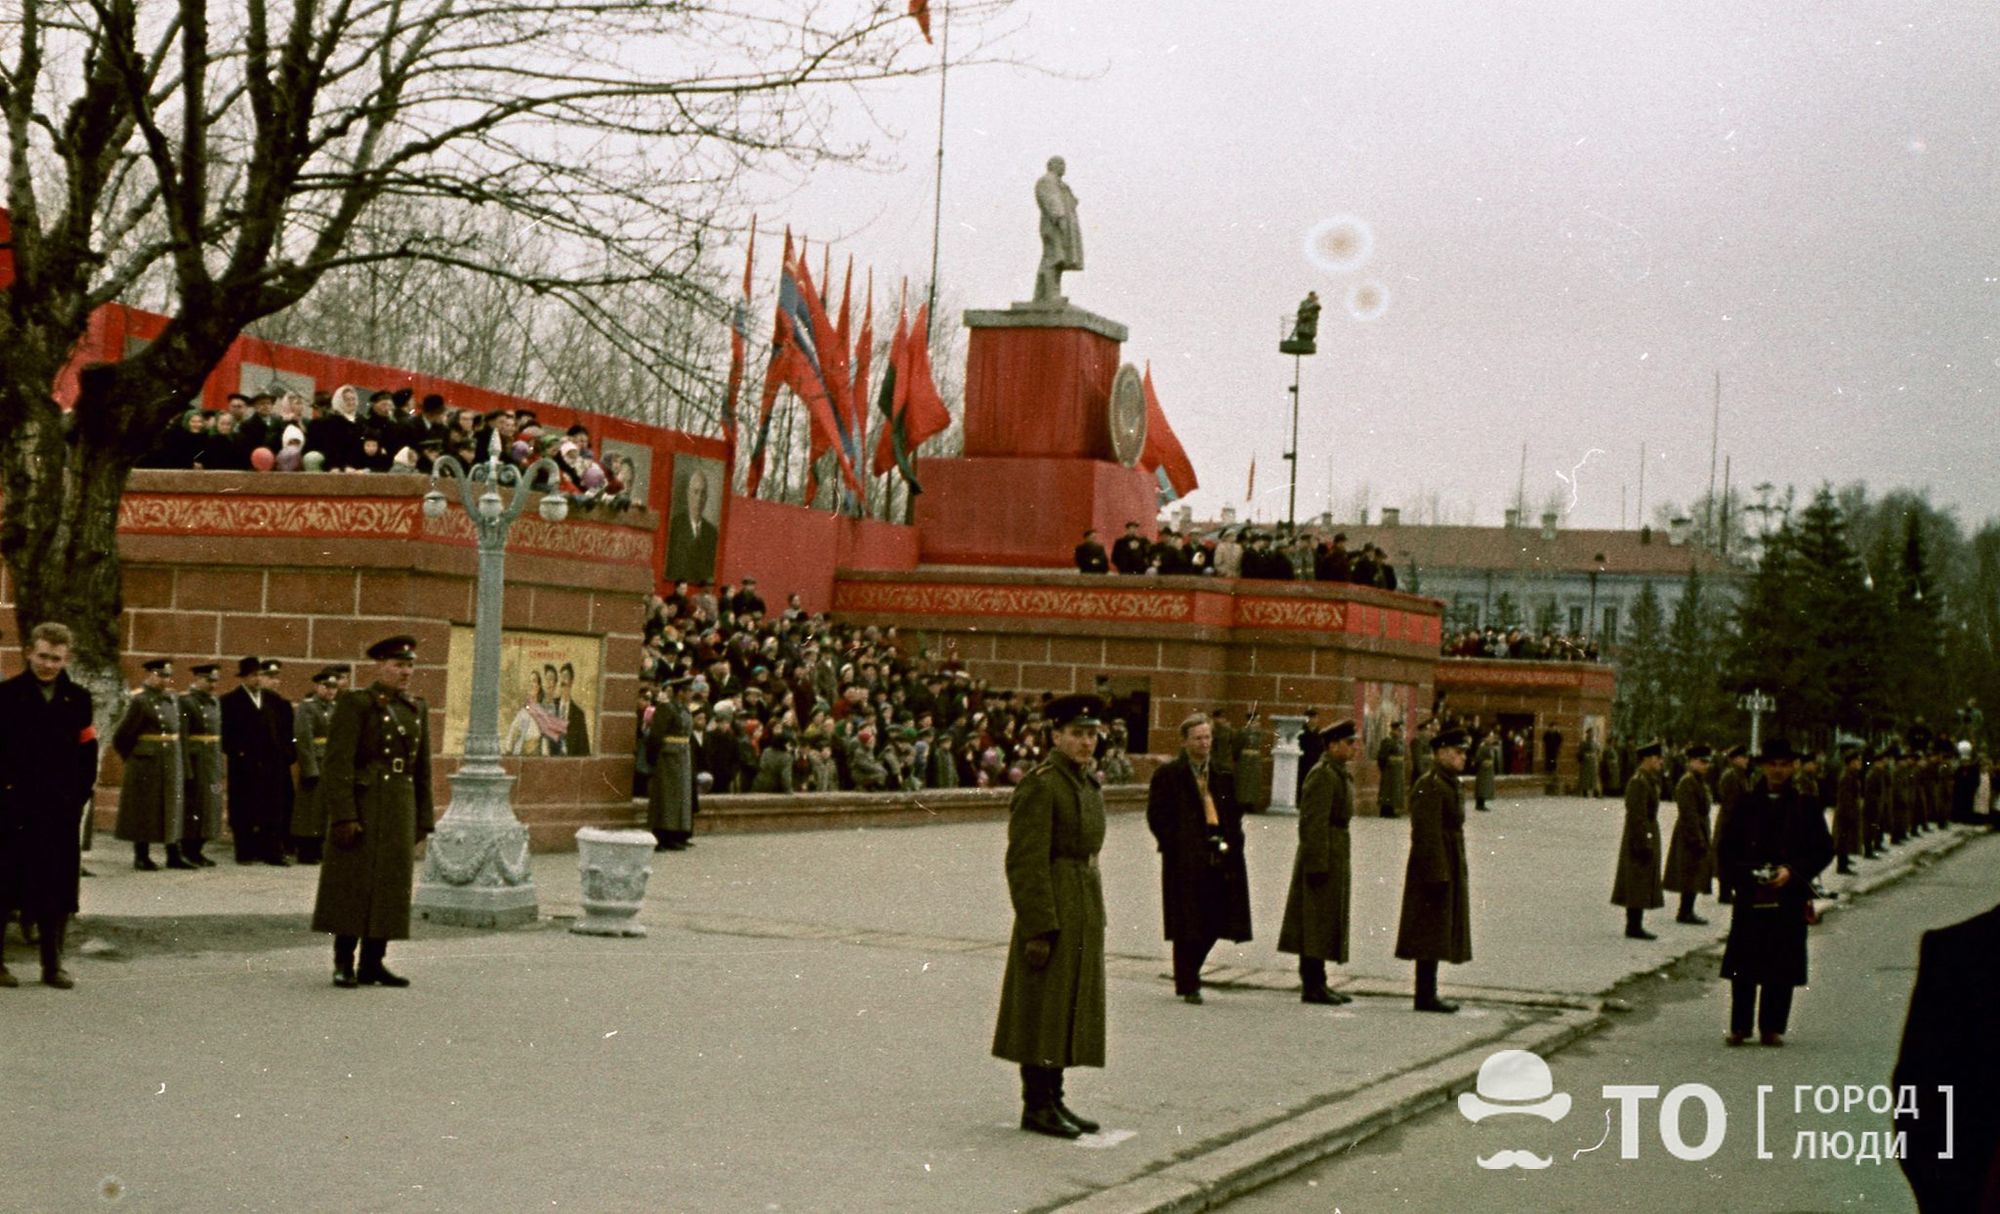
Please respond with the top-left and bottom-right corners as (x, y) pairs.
(666, 455), (723, 584)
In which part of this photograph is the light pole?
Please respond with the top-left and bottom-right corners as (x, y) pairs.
(1738, 688), (1777, 757)
(1278, 294), (1320, 535)
(413, 452), (570, 927)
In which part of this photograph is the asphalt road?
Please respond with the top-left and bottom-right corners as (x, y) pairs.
(1221, 830), (2000, 1214)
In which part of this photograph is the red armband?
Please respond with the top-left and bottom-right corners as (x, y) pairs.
(79, 725), (97, 744)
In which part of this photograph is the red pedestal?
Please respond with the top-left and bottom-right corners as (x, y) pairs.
(916, 304), (1147, 567)
(915, 457), (1158, 568)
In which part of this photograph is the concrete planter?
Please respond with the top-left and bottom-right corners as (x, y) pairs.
(571, 827), (656, 937)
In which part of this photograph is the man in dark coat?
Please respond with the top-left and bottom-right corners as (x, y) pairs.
(1863, 746), (1896, 856)
(992, 694), (1107, 1140)
(0, 623), (99, 988)
(1146, 712), (1252, 1003)
(1278, 719), (1356, 1005)
(177, 663), (225, 866)
(1662, 743), (1716, 924)
(1712, 744), (1750, 901)
(1396, 728), (1473, 1012)
(291, 667), (341, 865)
(221, 656), (296, 865)
(112, 658), (188, 870)
(310, 636), (435, 988)
(1612, 739), (1666, 939)
(1072, 528), (1110, 574)
(1715, 739), (1833, 1046)
(1375, 727), (1407, 818)
(1577, 729), (1602, 798)
(1833, 746), (1865, 873)
(1110, 521), (1150, 575)
(645, 676), (698, 850)
(1893, 900), (2000, 1213)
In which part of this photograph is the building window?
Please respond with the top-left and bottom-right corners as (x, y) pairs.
(1601, 605), (1619, 645)
(1568, 606), (1584, 635)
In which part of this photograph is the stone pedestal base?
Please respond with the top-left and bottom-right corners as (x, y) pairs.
(1268, 715), (1307, 815)
(571, 827), (655, 937)
(914, 457), (1158, 568)
(413, 766), (539, 928)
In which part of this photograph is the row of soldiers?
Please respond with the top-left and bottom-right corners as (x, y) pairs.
(107, 656), (353, 871)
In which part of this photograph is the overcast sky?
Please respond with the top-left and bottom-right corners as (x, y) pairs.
(745, 0), (1999, 532)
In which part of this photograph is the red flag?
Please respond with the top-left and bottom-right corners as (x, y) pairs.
(745, 227), (794, 497)
(722, 218), (756, 489)
(909, 0), (932, 42)
(871, 301), (909, 477)
(851, 268), (875, 474)
(1139, 362), (1198, 501)
(787, 252), (865, 500)
(876, 302), (952, 492)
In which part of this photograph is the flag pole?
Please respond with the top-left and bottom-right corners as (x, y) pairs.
(925, 1), (951, 336)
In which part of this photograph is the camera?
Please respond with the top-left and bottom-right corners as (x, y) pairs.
(1751, 864), (1779, 884)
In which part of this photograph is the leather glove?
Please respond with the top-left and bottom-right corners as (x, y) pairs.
(331, 820), (364, 850)
(1022, 936), (1053, 970)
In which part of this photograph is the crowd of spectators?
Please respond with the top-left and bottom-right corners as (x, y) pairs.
(139, 387), (637, 510)
(1442, 627), (1603, 663)
(636, 582), (1135, 796)
(1078, 524), (1400, 590)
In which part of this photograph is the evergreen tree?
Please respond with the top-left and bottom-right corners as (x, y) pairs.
(1666, 567), (1732, 743)
(1491, 592), (1524, 632)
(1787, 487), (1882, 740)
(1615, 582), (1670, 741)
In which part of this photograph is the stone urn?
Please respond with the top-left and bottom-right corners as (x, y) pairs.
(571, 827), (657, 937)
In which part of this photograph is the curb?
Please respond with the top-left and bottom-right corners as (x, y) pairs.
(1056, 826), (1989, 1214)
(1054, 1009), (1604, 1214)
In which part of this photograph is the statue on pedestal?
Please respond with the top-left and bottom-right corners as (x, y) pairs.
(1034, 156), (1084, 304)
(1281, 291), (1320, 355)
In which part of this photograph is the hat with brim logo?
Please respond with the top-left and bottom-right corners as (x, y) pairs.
(1457, 1050), (1571, 1123)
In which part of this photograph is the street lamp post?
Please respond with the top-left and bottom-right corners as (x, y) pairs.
(1738, 688), (1777, 756)
(412, 452), (570, 927)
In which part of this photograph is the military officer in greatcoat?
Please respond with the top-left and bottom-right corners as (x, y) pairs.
(113, 658), (188, 871)
(1612, 739), (1667, 939)
(1833, 745), (1864, 874)
(1376, 726), (1408, 817)
(645, 674), (698, 851)
(0, 622), (98, 988)
(310, 636), (434, 989)
(1147, 712), (1253, 1004)
(1662, 743), (1716, 924)
(1233, 710), (1270, 812)
(1395, 727), (1473, 1013)
(1278, 718), (1356, 1005)
(1863, 745), (1897, 855)
(221, 656), (296, 865)
(291, 667), (342, 865)
(176, 663), (224, 866)
(992, 693), (1108, 1139)
(1715, 739), (1833, 1047)
(1712, 744), (1751, 901)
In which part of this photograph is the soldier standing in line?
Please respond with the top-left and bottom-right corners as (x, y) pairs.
(1278, 719), (1356, 1005)
(1833, 746), (1865, 874)
(1394, 728), (1472, 1013)
(645, 675), (698, 851)
(1473, 730), (1499, 812)
(0, 622), (98, 989)
(221, 656), (296, 865)
(1375, 724), (1407, 818)
(1864, 745), (1897, 855)
(1233, 709), (1269, 813)
(992, 693), (1107, 1139)
(1662, 744), (1716, 925)
(1712, 744), (1751, 902)
(311, 636), (434, 989)
(1613, 740), (1666, 939)
(1578, 729), (1602, 798)
(1891, 745), (1916, 844)
(176, 663), (224, 867)
(291, 667), (342, 865)
(112, 658), (188, 871)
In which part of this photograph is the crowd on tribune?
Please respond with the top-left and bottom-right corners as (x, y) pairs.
(1073, 521), (1403, 589)
(139, 387), (638, 511)
(1440, 626), (1603, 663)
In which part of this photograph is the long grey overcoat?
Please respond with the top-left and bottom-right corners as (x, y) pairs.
(112, 688), (184, 844)
(1377, 735), (1407, 812)
(1233, 723), (1269, 809)
(1833, 766), (1864, 854)
(1611, 767), (1665, 909)
(291, 693), (336, 839)
(1394, 766), (1472, 964)
(177, 690), (224, 842)
(1661, 770), (1715, 894)
(310, 687), (434, 940)
(991, 751), (1107, 1070)
(1278, 757), (1352, 963)
(645, 700), (695, 833)
(1474, 740), (1498, 803)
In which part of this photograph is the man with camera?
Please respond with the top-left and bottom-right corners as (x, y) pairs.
(1146, 712), (1253, 1004)
(1715, 738), (1833, 1047)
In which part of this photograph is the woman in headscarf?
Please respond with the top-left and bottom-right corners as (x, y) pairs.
(306, 384), (365, 471)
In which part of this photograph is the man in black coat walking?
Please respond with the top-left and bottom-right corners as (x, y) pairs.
(1716, 739), (1833, 1047)
(0, 623), (99, 989)
(1147, 712), (1252, 1003)
(221, 656), (296, 864)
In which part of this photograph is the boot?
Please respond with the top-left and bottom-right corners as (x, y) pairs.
(133, 844), (159, 872)
(165, 844), (197, 871)
(1051, 1073), (1099, 1134)
(357, 939), (410, 988)
(1019, 1067), (1082, 1139)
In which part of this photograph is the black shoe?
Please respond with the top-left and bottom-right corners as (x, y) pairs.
(166, 856), (197, 870)
(1020, 1104), (1083, 1139)
(134, 856), (160, 871)
(78, 868), (94, 878)
(1675, 914), (1709, 926)
(41, 969), (75, 990)
(1625, 928), (1658, 941)
(1414, 997), (1459, 1014)
(264, 856), (292, 867)
(1302, 988), (1338, 1005)
(332, 965), (359, 989)
(1180, 991), (1203, 1005)
(358, 966), (411, 988)
(192, 853), (217, 868)
(1054, 1101), (1099, 1134)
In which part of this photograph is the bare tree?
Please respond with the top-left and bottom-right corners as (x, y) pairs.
(2, 0), (1014, 683)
